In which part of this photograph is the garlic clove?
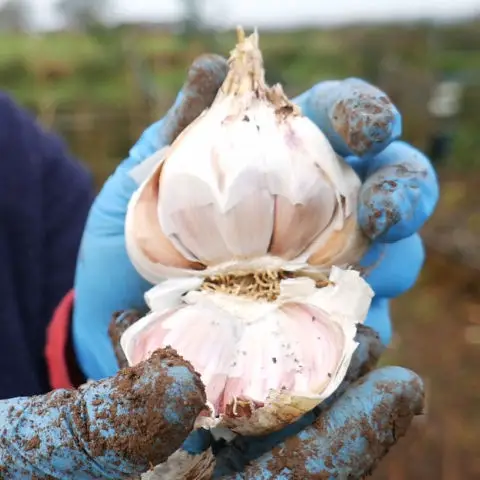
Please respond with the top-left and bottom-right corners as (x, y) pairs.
(159, 163), (276, 264)
(125, 151), (205, 285)
(306, 214), (369, 269)
(121, 299), (240, 414)
(302, 158), (370, 269)
(269, 192), (335, 261)
(266, 118), (339, 259)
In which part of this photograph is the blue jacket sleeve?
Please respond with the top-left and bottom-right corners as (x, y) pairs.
(36, 109), (95, 336)
(0, 92), (94, 394)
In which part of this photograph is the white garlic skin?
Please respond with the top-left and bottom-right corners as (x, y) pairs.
(122, 28), (373, 440)
(125, 98), (367, 284)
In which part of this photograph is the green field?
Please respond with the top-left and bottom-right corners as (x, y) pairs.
(1, 23), (478, 103)
(0, 22), (479, 176)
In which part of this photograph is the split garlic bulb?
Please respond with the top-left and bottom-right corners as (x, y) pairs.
(121, 267), (374, 436)
(125, 28), (368, 284)
(122, 27), (375, 438)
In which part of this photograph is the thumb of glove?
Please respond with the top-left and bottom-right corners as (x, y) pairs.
(0, 349), (205, 479)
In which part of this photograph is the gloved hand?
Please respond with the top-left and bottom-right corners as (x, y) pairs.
(0, 348), (206, 478)
(0, 323), (421, 479)
(109, 315), (422, 479)
(215, 366), (424, 479)
(73, 58), (438, 380)
(295, 80), (438, 343)
(72, 54), (438, 477)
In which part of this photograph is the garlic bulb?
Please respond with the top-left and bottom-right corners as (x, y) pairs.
(121, 267), (374, 435)
(122, 27), (375, 438)
(125, 28), (368, 284)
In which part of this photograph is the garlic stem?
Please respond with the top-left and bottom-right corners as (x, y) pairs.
(236, 25), (246, 43)
(222, 27), (265, 95)
(221, 26), (299, 115)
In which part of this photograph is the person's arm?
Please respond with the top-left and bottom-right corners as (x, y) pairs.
(0, 94), (97, 390)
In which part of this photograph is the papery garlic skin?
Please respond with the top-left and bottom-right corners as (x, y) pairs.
(121, 267), (374, 436)
(124, 31), (369, 285)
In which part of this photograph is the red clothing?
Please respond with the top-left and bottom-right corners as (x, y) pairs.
(45, 290), (78, 389)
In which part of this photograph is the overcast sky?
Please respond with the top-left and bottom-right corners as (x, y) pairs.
(13, 0), (480, 30)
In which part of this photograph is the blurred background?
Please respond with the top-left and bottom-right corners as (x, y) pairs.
(1, 0), (479, 477)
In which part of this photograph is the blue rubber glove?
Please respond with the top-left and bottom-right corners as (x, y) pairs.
(74, 67), (439, 378)
(217, 366), (424, 479)
(0, 349), (206, 478)
(72, 55), (437, 477)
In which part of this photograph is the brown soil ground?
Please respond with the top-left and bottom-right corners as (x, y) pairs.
(372, 170), (480, 479)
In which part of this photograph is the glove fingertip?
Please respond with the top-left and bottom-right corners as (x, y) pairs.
(162, 54), (228, 145)
(348, 324), (385, 379)
(365, 365), (425, 404)
(237, 367), (424, 479)
(312, 365), (425, 458)
(186, 54), (228, 91)
(79, 348), (206, 472)
(108, 310), (143, 369)
(330, 80), (402, 158)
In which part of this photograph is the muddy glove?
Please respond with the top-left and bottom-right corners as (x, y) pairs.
(0, 349), (205, 479)
(108, 313), (423, 479)
(215, 366), (424, 479)
(72, 55), (437, 478)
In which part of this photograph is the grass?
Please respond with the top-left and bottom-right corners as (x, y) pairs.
(0, 22), (478, 171)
